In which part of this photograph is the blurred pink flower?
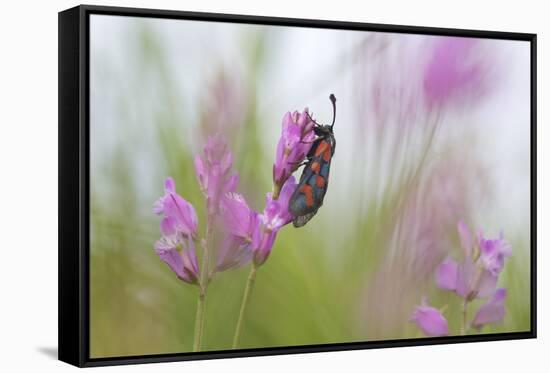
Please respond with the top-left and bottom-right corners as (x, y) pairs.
(423, 37), (489, 109)
(455, 257), (498, 300)
(194, 135), (239, 215)
(477, 231), (512, 276)
(411, 298), (449, 337)
(200, 72), (246, 143)
(472, 288), (507, 329)
(401, 162), (475, 278)
(273, 110), (315, 193)
(430, 221), (510, 334)
(434, 258), (458, 291)
(457, 220), (473, 257)
(435, 221), (508, 300)
(436, 256), (497, 300)
(361, 157), (482, 339)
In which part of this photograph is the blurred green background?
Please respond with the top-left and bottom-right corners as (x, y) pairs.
(89, 15), (531, 357)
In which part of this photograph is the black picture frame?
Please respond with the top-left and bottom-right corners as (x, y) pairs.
(58, 4), (537, 367)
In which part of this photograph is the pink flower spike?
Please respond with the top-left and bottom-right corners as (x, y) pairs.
(194, 135), (239, 215)
(273, 109), (315, 189)
(153, 177), (200, 284)
(472, 288), (507, 329)
(411, 298), (449, 337)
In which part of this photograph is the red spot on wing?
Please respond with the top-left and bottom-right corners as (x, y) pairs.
(316, 176), (326, 188)
(300, 184), (314, 207)
(315, 140), (330, 157)
(311, 161), (321, 173)
(322, 149), (331, 162)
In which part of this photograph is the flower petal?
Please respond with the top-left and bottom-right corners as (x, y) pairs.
(221, 192), (253, 238)
(155, 177), (199, 239)
(263, 176), (297, 231)
(153, 196), (165, 215)
(455, 256), (476, 299)
(253, 229), (277, 266)
(164, 193), (198, 237)
(279, 176), (297, 210)
(154, 239), (194, 284)
(195, 136), (240, 214)
(220, 149), (233, 175)
(476, 269), (498, 298)
(216, 234), (254, 272)
(180, 238), (200, 283)
(457, 220), (472, 257)
(435, 258), (458, 291)
(160, 216), (177, 237)
(194, 154), (207, 190)
(164, 177), (176, 193)
(472, 288), (507, 329)
(411, 298), (449, 337)
(224, 173), (239, 194)
(272, 109), (315, 187)
(477, 231), (512, 276)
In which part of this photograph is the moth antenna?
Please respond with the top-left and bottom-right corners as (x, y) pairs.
(306, 110), (322, 127)
(329, 94), (337, 130)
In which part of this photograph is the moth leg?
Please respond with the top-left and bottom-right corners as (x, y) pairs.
(288, 159), (308, 168)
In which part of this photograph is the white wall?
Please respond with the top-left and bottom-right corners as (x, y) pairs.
(0, 0), (546, 371)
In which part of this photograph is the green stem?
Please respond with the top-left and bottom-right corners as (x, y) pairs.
(193, 286), (206, 352)
(192, 214), (214, 352)
(461, 299), (469, 336)
(232, 265), (258, 349)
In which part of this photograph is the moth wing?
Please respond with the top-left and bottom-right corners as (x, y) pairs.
(289, 191), (309, 216)
(289, 167), (319, 216)
(312, 158), (331, 203)
(292, 210), (318, 228)
(289, 138), (334, 228)
(306, 137), (323, 158)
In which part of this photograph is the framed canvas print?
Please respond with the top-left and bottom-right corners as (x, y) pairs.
(58, 4), (537, 367)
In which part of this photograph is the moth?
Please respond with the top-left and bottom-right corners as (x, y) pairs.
(289, 94), (337, 227)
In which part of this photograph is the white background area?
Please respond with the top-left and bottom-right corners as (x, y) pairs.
(0, 0), (546, 371)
